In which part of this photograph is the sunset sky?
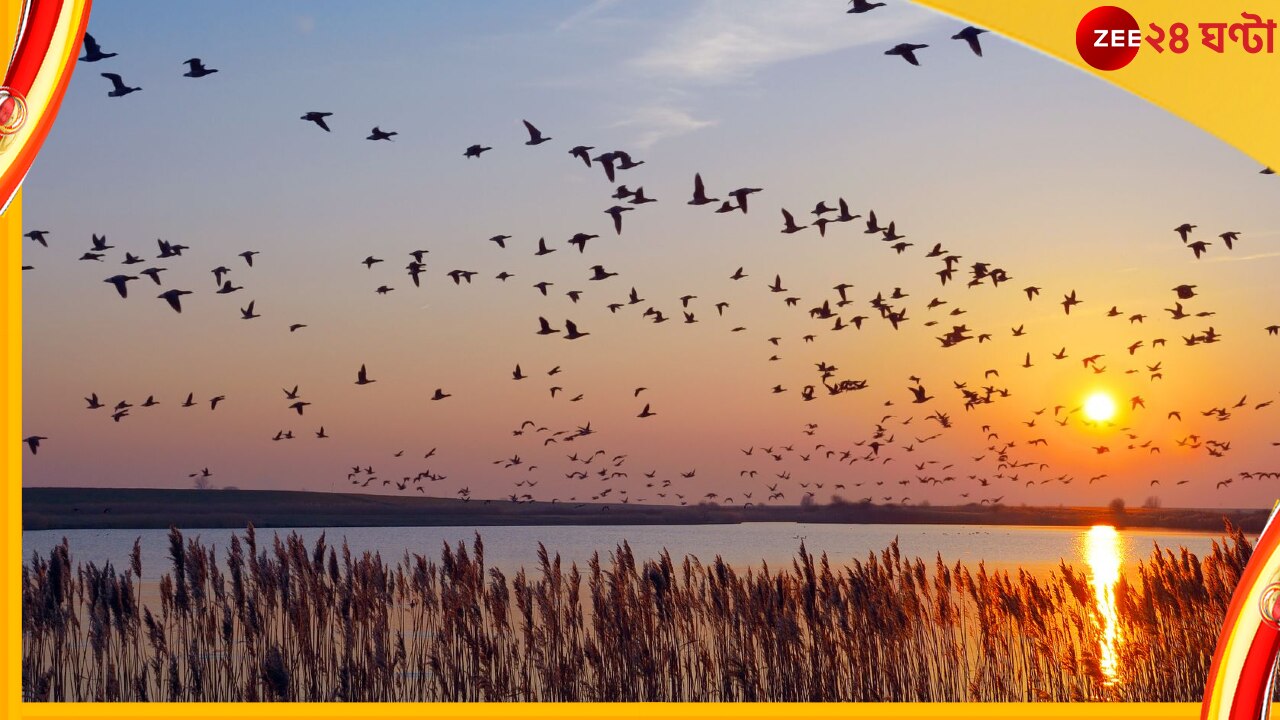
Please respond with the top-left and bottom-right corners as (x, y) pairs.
(20, 1), (1280, 508)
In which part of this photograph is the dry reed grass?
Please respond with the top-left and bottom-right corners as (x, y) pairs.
(21, 523), (1249, 701)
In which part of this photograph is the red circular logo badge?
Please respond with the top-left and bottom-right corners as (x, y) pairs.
(1076, 6), (1141, 70)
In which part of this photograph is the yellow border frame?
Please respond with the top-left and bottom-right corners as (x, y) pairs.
(8, 1), (1280, 717)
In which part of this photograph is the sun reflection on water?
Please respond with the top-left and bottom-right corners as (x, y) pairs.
(1085, 525), (1123, 686)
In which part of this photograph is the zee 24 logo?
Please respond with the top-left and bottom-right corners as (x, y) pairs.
(1075, 5), (1277, 70)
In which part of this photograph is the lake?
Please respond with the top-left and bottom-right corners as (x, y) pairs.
(21, 521), (1237, 578)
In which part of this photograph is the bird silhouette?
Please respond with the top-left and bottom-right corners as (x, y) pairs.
(79, 33), (116, 62)
(182, 58), (218, 78)
(522, 120), (551, 145)
(951, 26), (988, 56)
(101, 73), (140, 97)
(301, 111), (333, 132)
(158, 289), (192, 313)
(103, 274), (137, 298)
(847, 0), (886, 13)
(604, 205), (633, 234)
(886, 43), (928, 66)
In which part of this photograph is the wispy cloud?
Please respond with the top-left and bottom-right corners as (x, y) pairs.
(627, 0), (940, 83)
(612, 105), (717, 149)
(1205, 250), (1280, 264)
(556, 0), (625, 32)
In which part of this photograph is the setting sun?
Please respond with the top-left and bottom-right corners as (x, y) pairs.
(1083, 392), (1118, 423)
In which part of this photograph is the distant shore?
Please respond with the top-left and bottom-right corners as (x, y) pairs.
(21, 487), (1270, 533)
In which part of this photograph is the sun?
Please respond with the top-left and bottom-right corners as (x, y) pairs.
(1083, 391), (1118, 423)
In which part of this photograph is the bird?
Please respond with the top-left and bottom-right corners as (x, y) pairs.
(182, 58), (218, 78)
(431, 388), (452, 401)
(1174, 223), (1196, 243)
(240, 301), (260, 319)
(79, 33), (117, 62)
(689, 174), (718, 206)
(522, 120), (551, 145)
(355, 364), (376, 385)
(885, 43), (928, 66)
(569, 145), (593, 167)
(301, 111), (333, 131)
(25, 230), (49, 247)
(288, 401), (310, 415)
(23, 436), (47, 455)
(847, 0), (886, 13)
(638, 404), (656, 418)
(1061, 290), (1081, 315)
(465, 144), (491, 158)
(952, 26), (988, 56)
(103, 275), (137, 298)
(780, 209), (807, 234)
(536, 317), (560, 336)
(604, 206), (633, 235)
(589, 265), (617, 281)
(568, 233), (597, 253)
(564, 319), (589, 340)
(158, 289), (192, 313)
(101, 73), (140, 97)
(367, 126), (397, 141)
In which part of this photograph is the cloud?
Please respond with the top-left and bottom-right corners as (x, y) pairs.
(1205, 250), (1280, 264)
(628, 0), (939, 83)
(612, 105), (717, 149)
(556, 0), (625, 32)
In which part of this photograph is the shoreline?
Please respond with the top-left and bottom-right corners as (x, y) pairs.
(22, 486), (1271, 533)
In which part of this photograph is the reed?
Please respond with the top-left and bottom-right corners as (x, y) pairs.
(21, 523), (1250, 702)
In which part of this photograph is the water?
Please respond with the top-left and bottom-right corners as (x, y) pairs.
(21, 522), (1234, 578)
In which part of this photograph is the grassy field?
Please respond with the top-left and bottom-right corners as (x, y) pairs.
(22, 486), (1271, 532)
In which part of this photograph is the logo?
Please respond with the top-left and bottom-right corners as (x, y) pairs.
(1076, 6), (1142, 71)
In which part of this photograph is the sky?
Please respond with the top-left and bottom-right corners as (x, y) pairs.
(19, 0), (1280, 509)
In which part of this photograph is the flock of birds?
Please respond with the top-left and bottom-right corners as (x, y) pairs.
(17, 6), (1280, 513)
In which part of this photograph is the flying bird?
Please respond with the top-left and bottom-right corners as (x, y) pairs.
(158, 289), (192, 313)
(689, 173), (718, 206)
(847, 0), (886, 13)
(301, 111), (333, 131)
(951, 26), (988, 56)
(522, 120), (551, 145)
(885, 43), (928, 66)
(80, 33), (117, 62)
(103, 274), (137, 298)
(101, 72), (140, 97)
(182, 58), (218, 78)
